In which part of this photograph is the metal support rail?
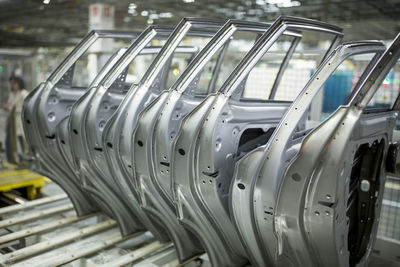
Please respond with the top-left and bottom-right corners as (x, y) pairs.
(10, 229), (146, 267)
(0, 194), (67, 216)
(0, 203), (74, 228)
(1, 220), (117, 264)
(98, 241), (170, 267)
(0, 213), (96, 244)
(0, 194), (196, 266)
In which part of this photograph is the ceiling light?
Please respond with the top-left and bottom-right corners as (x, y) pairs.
(43, 0), (50, 4)
(266, 0), (301, 7)
(183, 0), (195, 3)
(128, 9), (137, 15)
(147, 18), (154, 24)
(128, 3), (137, 15)
(234, 11), (245, 19)
(141, 10), (149, 16)
(159, 12), (173, 18)
(149, 14), (159, 19)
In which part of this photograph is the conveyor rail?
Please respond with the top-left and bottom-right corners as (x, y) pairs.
(0, 194), (186, 267)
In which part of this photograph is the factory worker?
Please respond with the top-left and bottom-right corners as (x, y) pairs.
(3, 76), (28, 163)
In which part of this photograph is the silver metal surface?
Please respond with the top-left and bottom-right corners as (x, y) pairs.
(22, 30), (139, 216)
(231, 42), (385, 266)
(66, 26), (174, 238)
(37, 47), (128, 216)
(19, 15), (400, 267)
(230, 33), (400, 266)
(101, 18), (227, 262)
(171, 16), (343, 267)
(132, 19), (279, 267)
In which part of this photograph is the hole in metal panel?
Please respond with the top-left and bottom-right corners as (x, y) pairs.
(237, 183), (245, 190)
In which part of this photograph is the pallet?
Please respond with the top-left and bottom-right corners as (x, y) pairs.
(0, 163), (46, 200)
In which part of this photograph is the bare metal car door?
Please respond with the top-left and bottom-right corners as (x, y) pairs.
(103, 18), (225, 207)
(170, 16), (345, 266)
(230, 41), (386, 267)
(67, 26), (175, 238)
(232, 34), (400, 267)
(132, 19), (301, 265)
(100, 18), (226, 262)
(22, 31), (138, 216)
